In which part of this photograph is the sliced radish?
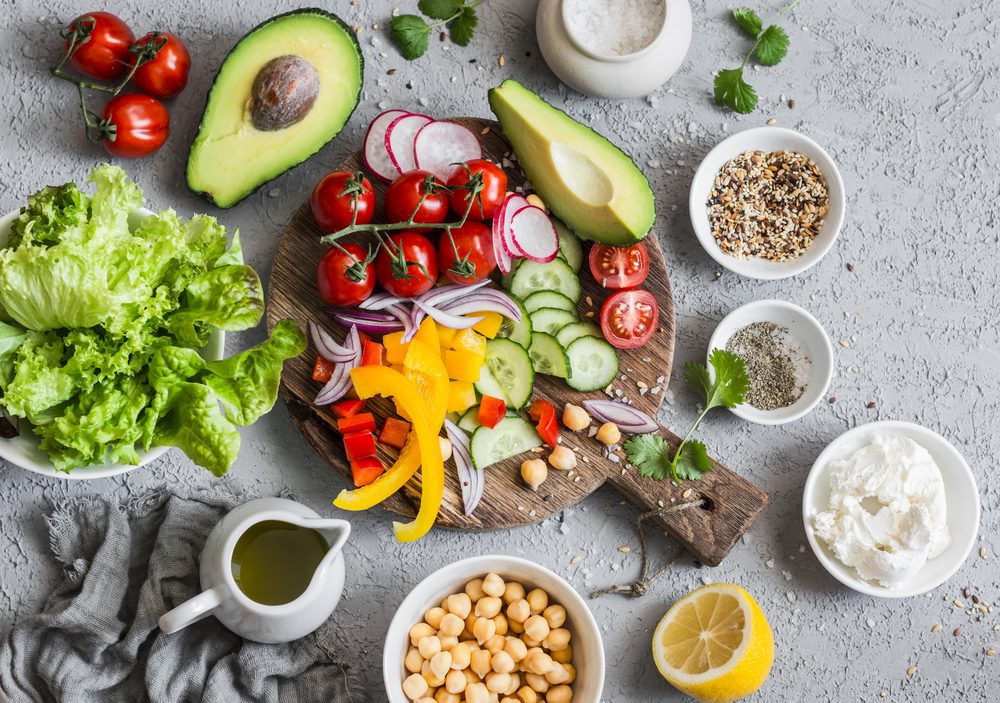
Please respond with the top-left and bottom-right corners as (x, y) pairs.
(385, 113), (432, 175)
(510, 206), (559, 263)
(492, 209), (513, 274)
(499, 194), (530, 258)
(363, 110), (409, 182)
(413, 121), (483, 182)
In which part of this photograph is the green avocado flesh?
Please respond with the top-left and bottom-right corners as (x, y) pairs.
(187, 10), (363, 208)
(488, 80), (655, 245)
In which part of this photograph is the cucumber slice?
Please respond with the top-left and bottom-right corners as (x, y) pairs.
(500, 260), (521, 291)
(556, 321), (602, 348)
(479, 338), (534, 408)
(470, 416), (542, 469)
(565, 336), (620, 392)
(497, 296), (533, 349)
(529, 307), (578, 336)
(524, 291), (576, 314)
(528, 332), (569, 378)
(459, 405), (480, 433)
(509, 258), (581, 303)
(554, 219), (583, 272)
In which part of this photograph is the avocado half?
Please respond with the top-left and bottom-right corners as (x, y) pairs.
(187, 9), (363, 208)
(488, 80), (655, 245)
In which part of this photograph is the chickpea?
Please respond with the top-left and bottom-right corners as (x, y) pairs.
(525, 651), (555, 675)
(416, 698), (436, 703)
(450, 641), (473, 670)
(410, 622), (436, 646)
(542, 604), (566, 629)
(524, 672), (550, 693)
(486, 672), (512, 693)
(523, 614), (550, 643)
(465, 612), (479, 633)
(561, 403), (591, 431)
(473, 617), (496, 644)
(484, 634), (507, 655)
(424, 606), (446, 629)
(503, 581), (526, 604)
(517, 686), (539, 703)
(493, 613), (509, 635)
(422, 664), (444, 688)
(505, 672), (521, 695)
(446, 593), (472, 619)
(430, 651), (453, 680)
(562, 664), (577, 684)
(470, 648), (492, 678)
(438, 635), (459, 651)
(526, 588), (548, 614)
(546, 684), (573, 703)
(418, 635), (442, 660)
(525, 193), (547, 213)
(444, 669), (466, 695)
(501, 699), (520, 703)
(551, 645), (573, 664)
(596, 421), (621, 446)
(546, 446), (576, 471)
(402, 672), (429, 700)
(543, 628), (571, 651)
(465, 578), (486, 601)
(520, 459), (547, 491)
(507, 598), (531, 623)
(508, 618), (525, 634)
(504, 636), (528, 662)
(439, 436), (453, 462)
(405, 647), (423, 674)
(463, 668), (479, 685)
(476, 596), (503, 619)
(434, 691), (459, 703)
(544, 663), (570, 685)
(439, 613), (464, 638)
(492, 649), (516, 674)
(465, 682), (490, 703)
(482, 572), (506, 597)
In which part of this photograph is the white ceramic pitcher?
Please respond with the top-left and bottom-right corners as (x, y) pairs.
(158, 497), (350, 643)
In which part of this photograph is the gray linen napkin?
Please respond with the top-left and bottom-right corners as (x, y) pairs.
(0, 491), (362, 703)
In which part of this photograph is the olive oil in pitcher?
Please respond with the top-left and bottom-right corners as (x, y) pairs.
(231, 520), (329, 606)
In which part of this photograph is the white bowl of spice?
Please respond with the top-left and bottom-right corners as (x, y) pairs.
(689, 127), (845, 280)
(708, 299), (833, 425)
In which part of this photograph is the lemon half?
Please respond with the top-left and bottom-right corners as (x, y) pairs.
(652, 583), (774, 703)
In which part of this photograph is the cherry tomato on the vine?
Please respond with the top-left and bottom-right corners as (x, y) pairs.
(589, 242), (650, 290)
(130, 32), (190, 99)
(447, 159), (507, 221)
(65, 12), (135, 81)
(99, 94), (169, 158)
(311, 171), (375, 233)
(375, 232), (438, 297)
(600, 289), (659, 349)
(384, 170), (449, 232)
(317, 242), (376, 307)
(438, 221), (497, 285)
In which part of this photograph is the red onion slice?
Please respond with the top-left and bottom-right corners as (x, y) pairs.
(418, 279), (490, 308)
(360, 292), (407, 311)
(440, 289), (522, 322)
(445, 419), (484, 516)
(330, 309), (405, 335)
(309, 320), (355, 363)
(415, 300), (482, 329)
(315, 325), (363, 406)
(582, 399), (659, 434)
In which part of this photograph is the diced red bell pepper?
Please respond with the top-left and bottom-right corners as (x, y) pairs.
(361, 340), (385, 367)
(338, 412), (376, 434)
(343, 430), (377, 462)
(312, 355), (335, 383)
(478, 395), (507, 430)
(331, 398), (366, 419)
(528, 399), (559, 448)
(350, 456), (384, 487)
(379, 416), (411, 449)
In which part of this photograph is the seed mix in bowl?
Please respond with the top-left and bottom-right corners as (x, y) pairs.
(707, 150), (829, 261)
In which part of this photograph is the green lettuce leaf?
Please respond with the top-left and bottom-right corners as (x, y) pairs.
(2, 331), (76, 423)
(153, 382), (241, 477)
(8, 183), (90, 249)
(167, 265), (264, 346)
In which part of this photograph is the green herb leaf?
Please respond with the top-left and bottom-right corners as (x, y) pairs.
(732, 8), (762, 38)
(624, 434), (674, 482)
(449, 6), (477, 47)
(713, 68), (758, 114)
(755, 25), (790, 66)
(673, 439), (713, 482)
(391, 15), (431, 60)
(418, 0), (463, 19)
(684, 348), (749, 412)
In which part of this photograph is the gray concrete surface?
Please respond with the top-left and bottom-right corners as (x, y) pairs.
(2, 0), (998, 700)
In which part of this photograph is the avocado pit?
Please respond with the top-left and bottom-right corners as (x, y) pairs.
(249, 55), (319, 131)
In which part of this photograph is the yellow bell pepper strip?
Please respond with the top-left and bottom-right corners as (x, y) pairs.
(383, 331), (409, 364)
(472, 311), (504, 338)
(451, 328), (487, 355)
(447, 380), (477, 414)
(334, 366), (445, 542)
(437, 326), (458, 350)
(395, 339), (449, 429)
(413, 317), (440, 350)
(444, 348), (484, 383)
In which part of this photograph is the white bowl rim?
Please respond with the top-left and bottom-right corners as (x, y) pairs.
(801, 420), (981, 598)
(382, 554), (606, 700)
(688, 126), (846, 280)
(707, 299), (834, 425)
(0, 207), (225, 480)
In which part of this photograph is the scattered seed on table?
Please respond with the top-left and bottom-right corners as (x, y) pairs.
(571, 555), (582, 565)
(981, 547), (989, 559)
(480, 126), (490, 135)
(867, 402), (877, 409)
(954, 599), (965, 608)
(682, 488), (693, 499)
(828, 396), (837, 404)
(931, 624), (942, 633)
(498, 54), (506, 66)
(954, 628), (962, 637)
(847, 263), (855, 272)
(987, 649), (997, 657)
(618, 546), (631, 553)
(788, 98), (796, 109)
(906, 666), (917, 677)
(839, 339), (850, 347)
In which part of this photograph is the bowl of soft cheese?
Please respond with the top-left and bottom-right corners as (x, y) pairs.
(803, 421), (980, 598)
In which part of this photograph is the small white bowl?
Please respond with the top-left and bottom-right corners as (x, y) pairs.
(802, 421), (980, 598)
(689, 127), (846, 280)
(707, 299), (833, 425)
(0, 208), (225, 480)
(383, 555), (605, 702)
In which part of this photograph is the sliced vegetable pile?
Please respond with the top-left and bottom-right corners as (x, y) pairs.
(0, 165), (305, 474)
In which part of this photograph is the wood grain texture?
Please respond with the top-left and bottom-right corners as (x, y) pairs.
(266, 117), (767, 565)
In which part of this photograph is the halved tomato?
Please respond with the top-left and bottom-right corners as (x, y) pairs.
(589, 242), (649, 290)
(600, 289), (659, 349)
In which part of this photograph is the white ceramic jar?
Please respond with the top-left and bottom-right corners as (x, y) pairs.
(536, 0), (692, 99)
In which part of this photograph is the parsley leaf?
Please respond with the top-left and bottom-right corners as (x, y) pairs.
(450, 6), (478, 47)
(685, 349), (750, 412)
(755, 25), (790, 65)
(713, 68), (758, 114)
(418, 0), (463, 19)
(732, 8), (762, 38)
(673, 439), (712, 481)
(625, 434), (674, 482)
(391, 15), (431, 60)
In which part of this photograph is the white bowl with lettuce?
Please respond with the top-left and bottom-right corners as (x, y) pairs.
(0, 165), (306, 480)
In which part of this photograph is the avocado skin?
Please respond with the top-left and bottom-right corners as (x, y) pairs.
(186, 8), (364, 208)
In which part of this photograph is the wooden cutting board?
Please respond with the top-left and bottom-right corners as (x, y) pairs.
(266, 117), (767, 566)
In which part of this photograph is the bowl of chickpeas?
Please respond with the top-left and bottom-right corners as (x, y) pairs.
(384, 555), (605, 703)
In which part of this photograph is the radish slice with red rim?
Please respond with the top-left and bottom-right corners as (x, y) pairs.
(493, 217), (513, 274)
(385, 113), (432, 175)
(413, 121), (483, 183)
(499, 194), (530, 257)
(363, 109), (409, 182)
(510, 206), (559, 263)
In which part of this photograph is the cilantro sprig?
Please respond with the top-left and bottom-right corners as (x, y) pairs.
(624, 349), (748, 482)
(714, 0), (801, 114)
(391, 0), (482, 60)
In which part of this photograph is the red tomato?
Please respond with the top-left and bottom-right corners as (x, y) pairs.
(447, 160), (508, 221)
(375, 232), (438, 297)
(311, 171), (375, 233)
(130, 32), (190, 98)
(589, 243), (650, 290)
(99, 94), (169, 158)
(384, 171), (449, 232)
(600, 289), (659, 349)
(438, 221), (497, 285)
(317, 242), (376, 307)
(65, 12), (135, 81)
